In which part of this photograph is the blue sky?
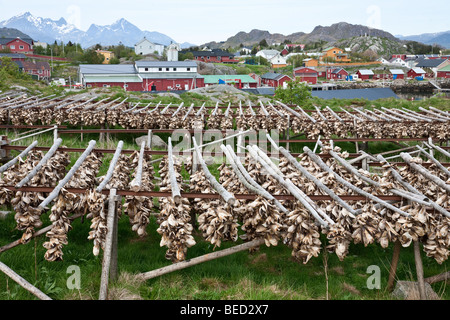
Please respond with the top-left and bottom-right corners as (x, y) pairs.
(0, 0), (448, 44)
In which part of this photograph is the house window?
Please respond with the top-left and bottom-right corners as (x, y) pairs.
(159, 68), (162, 71)
(10, 45), (15, 49)
(166, 68), (169, 71)
(207, 56), (210, 60)
(173, 68), (177, 71)
(19, 45), (24, 49)
(87, 84), (92, 88)
(145, 68), (148, 71)
(187, 68), (190, 71)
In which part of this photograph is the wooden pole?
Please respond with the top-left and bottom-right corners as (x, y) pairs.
(192, 137), (236, 206)
(0, 260), (52, 300)
(413, 241), (427, 300)
(0, 140), (38, 174)
(96, 141), (123, 192)
(387, 241), (401, 292)
(137, 239), (265, 281)
(99, 188), (117, 300)
(130, 141), (146, 192)
(167, 137), (181, 204)
(424, 271), (450, 284)
(0, 213), (84, 254)
(110, 194), (120, 282)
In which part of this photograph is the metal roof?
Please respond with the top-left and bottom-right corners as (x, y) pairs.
(261, 72), (288, 80)
(357, 69), (374, 75)
(83, 75), (143, 83)
(135, 60), (197, 68)
(415, 58), (447, 68)
(389, 69), (405, 75)
(0, 53), (26, 59)
(79, 64), (137, 75)
(203, 75), (257, 84)
(410, 67), (426, 74)
(0, 37), (33, 45)
(438, 65), (450, 72)
(312, 88), (398, 100)
(186, 50), (234, 57)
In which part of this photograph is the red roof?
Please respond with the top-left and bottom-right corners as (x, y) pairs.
(293, 67), (317, 75)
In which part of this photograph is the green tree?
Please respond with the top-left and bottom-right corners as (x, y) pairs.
(287, 54), (307, 68)
(179, 51), (194, 61)
(259, 39), (268, 48)
(82, 49), (105, 64)
(273, 79), (312, 105)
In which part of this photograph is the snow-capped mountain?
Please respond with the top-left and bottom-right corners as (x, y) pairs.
(0, 12), (195, 48)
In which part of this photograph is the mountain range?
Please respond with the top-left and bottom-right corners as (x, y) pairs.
(397, 31), (450, 49)
(203, 22), (400, 49)
(0, 12), (196, 48)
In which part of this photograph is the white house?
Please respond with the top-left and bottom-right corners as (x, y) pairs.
(135, 37), (165, 56)
(268, 53), (287, 68)
(166, 43), (181, 61)
(256, 49), (280, 60)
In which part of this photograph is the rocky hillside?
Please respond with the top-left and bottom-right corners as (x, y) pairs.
(334, 36), (406, 58)
(0, 27), (32, 39)
(203, 22), (400, 49)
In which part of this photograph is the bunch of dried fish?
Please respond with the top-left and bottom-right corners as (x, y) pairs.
(189, 163), (240, 248)
(157, 156), (195, 262)
(87, 153), (131, 255)
(284, 205), (322, 264)
(124, 152), (154, 237)
(44, 152), (102, 261)
(14, 149), (70, 244)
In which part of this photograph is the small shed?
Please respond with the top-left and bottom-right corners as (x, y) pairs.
(356, 69), (374, 80)
(389, 69), (405, 80)
(261, 72), (292, 88)
(407, 67), (426, 79)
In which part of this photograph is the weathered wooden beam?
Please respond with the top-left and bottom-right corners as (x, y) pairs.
(99, 188), (118, 300)
(0, 260), (52, 300)
(136, 239), (265, 281)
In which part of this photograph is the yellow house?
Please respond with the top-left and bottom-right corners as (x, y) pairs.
(96, 50), (115, 64)
(303, 58), (319, 67)
(321, 47), (351, 63)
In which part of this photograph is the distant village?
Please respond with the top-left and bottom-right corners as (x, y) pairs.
(1, 34), (450, 93)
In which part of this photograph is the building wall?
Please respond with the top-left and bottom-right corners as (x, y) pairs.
(85, 82), (144, 91)
(143, 78), (204, 91)
(295, 75), (317, 84)
(437, 71), (450, 78)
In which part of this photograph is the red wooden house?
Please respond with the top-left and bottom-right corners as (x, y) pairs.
(356, 69), (374, 80)
(293, 67), (317, 84)
(189, 50), (239, 64)
(327, 67), (348, 80)
(0, 38), (34, 54)
(261, 72), (292, 87)
(22, 61), (51, 80)
(407, 67), (426, 78)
